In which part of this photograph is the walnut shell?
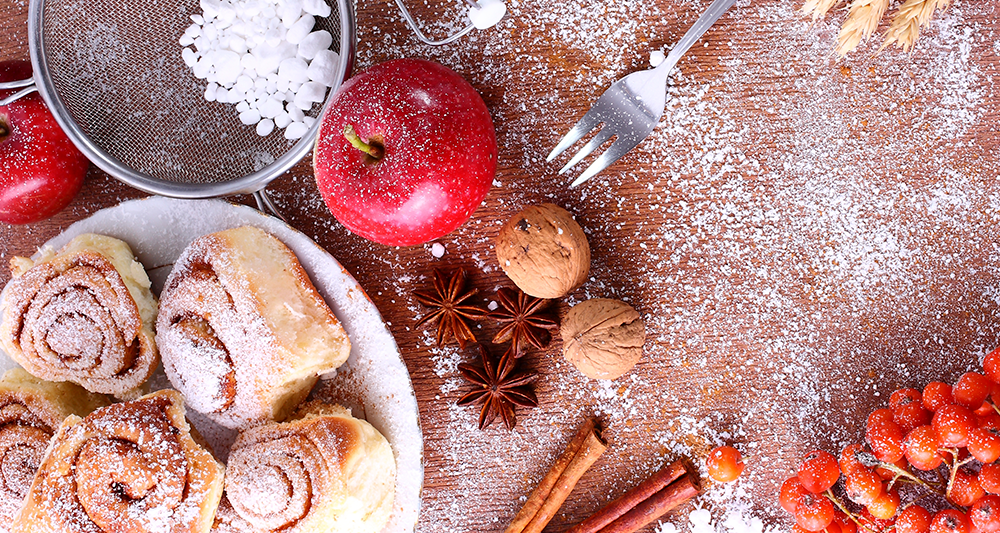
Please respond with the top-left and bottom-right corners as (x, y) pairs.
(495, 204), (590, 299)
(561, 299), (645, 380)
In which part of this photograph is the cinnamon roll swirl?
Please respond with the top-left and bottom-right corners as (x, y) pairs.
(210, 496), (253, 533)
(223, 402), (395, 533)
(0, 368), (109, 530)
(13, 389), (225, 533)
(0, 233), (159, 399)
(157, 226), (351, 429)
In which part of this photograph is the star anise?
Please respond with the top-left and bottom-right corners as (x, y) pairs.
(489, 287), (559, 356)
(413, 269), (486, 348)
(457, 344), (538, 431)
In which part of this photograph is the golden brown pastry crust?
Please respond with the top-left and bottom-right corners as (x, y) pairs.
(0, 369), (109, 530)
(156, 226), (351, 429)
(13, 389), (225, 533)
(0, 234), (159, 399)
(222, 402), (396, 533)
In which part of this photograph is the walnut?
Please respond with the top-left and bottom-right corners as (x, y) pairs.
(495, 204), (590, 299)
(561, 299), (645, 380)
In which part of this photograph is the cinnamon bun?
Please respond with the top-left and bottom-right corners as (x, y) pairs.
(13, 389), (224, 533)
(210, 496), (253, 533)
(156, 226), (351, 429)
(0, 233), (159, 399)
(0, 368), (109, 530)
(223, 402), (396, 533)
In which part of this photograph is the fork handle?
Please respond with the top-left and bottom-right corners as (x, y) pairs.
(661, 0), (739, 72)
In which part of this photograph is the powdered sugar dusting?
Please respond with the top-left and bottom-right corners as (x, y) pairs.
(0, 198), (422, 533)
(0, 0), (996, 529)
(341, 0), (1000, 530)
(17, 392), (218, 533)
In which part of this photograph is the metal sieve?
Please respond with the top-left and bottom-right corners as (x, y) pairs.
(12, 0), (355, 211)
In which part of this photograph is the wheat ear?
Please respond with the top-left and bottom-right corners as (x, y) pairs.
(801, 0), (842, 21)
(881, 0), (949, 52)
(835, 0), (891, 56)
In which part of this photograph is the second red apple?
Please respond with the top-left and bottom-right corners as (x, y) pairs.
(0, 60), (88, 225)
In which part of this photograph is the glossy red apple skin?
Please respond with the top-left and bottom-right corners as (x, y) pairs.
(313, 58), (497, 247)
(0, 60), (88, 225)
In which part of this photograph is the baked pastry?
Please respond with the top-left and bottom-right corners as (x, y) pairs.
(0, 368), (109, 530)
(0, 233), (159, 399)
(210, 496), (250, 533)
(156, 226), (351, 429)
(222, 402), (396, 533)
(13, 389), (225, 533)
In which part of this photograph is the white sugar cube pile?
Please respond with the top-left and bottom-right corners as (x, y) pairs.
(179, 0), (340, 140)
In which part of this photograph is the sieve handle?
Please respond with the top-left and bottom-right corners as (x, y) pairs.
(253, 190), (288, 223)
(393, 0), (475, 45)
(0, 77), (37, 106)
(0, 77), (34, 90)
(0, 86), (37, 106)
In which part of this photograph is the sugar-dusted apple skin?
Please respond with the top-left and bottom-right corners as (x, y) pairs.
(0, 60), (88, 225)
(313, 58), (496, 247)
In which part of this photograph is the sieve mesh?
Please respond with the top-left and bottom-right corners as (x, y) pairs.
(36, 0), (346, 187)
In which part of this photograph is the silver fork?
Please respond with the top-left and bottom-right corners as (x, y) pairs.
(547, 0), (739, 187)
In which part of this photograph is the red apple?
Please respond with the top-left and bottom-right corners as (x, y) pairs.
(313, 58), (496, 246)
(0, 60), (88, 225)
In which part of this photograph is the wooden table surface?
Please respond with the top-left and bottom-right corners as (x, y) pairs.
(2, 0), (1000, 531)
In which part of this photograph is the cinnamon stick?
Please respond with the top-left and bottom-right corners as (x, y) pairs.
(505, 418), (607, 533)
(568, 464), (700, 533)
(566, 461), (688, 533)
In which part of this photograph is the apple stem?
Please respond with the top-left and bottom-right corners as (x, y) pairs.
(0, 118), (8, 140)
(343, 124), (384, 161)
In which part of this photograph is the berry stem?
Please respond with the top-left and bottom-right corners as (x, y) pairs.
(935, 466), (949, 487)
(877, 460), (942, 493)
(824, 490), (868, 532)
(343, 124), (384, 160)
(943, 448), (974, 499)
(902, 490), (938, 511)
(892, 476), (941, 492)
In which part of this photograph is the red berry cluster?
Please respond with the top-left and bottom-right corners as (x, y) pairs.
(778, 346), (1000, 533)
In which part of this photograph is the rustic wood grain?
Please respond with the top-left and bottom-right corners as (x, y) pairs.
(2, 0), (999, 531)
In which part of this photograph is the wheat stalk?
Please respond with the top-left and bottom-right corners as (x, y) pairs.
(835, 0), (891, 56)
(881, 0), (950, 52)
(801, 0), (842, 21)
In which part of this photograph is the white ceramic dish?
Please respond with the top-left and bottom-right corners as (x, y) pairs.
(0, 196), (422, 533)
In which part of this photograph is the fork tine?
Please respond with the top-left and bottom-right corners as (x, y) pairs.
(569, 136), (642, 188)
(546, 105), (605, 162)
(558, 127), (614, 174)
